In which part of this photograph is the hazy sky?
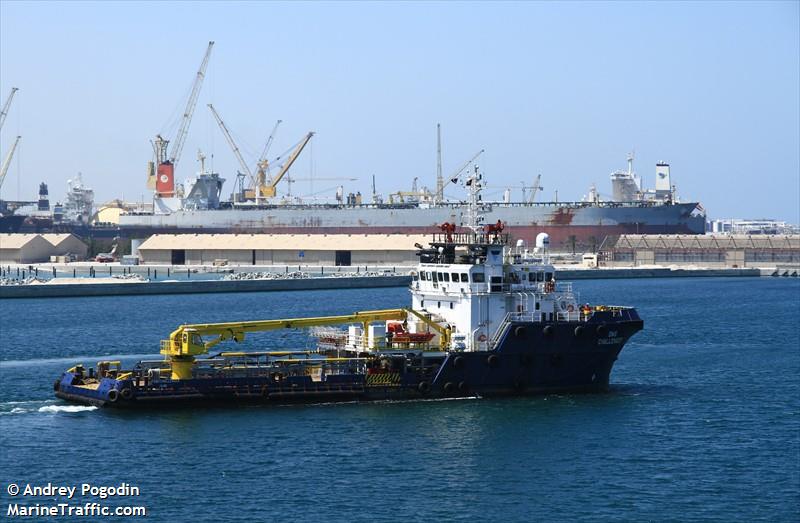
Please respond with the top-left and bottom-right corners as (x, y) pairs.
(1, 1), (798, 221)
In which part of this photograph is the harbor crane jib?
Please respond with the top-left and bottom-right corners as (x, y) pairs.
(0, 87), (19, 132)
(151, 41), (214, 198)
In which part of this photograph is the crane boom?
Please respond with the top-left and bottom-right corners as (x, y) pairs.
(0, 136), (22, 192)
(169, 41), (214, 166)
(207, 104), (253, 181)
(257, 119), (282, 167)
(261, 132), (314, 198)
(529, 174), (543, 203)
(0, 87), (19, 132)
(442, 149), (484, 189)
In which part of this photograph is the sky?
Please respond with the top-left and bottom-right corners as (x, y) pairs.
(0, 1), (798, 222)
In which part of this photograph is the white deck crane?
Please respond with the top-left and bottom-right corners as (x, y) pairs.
(0, 87), (19, 132)
(207, 103), (254, 183)
(528, 174), (543, 203)
(0, 135), (21, 193)
(151, 41), (214, 197)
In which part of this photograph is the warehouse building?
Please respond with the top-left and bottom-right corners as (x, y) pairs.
(600, 234), (800, 268)
(137, 234), (431, 266)
(0, 233), (89, 263)
(0, 234), (58, 264)
(40, 234), (89, 258)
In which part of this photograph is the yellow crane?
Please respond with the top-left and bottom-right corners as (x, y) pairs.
(160, 308), (451, 379)
(257, 131), (314, 199)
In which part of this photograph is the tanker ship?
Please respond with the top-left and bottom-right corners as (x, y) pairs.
(54, 169), (644, 408)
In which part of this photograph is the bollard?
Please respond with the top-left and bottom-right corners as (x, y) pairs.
(35, 268), (38, 277)
(188, 268), (190, 279)
(167, 267), (170, 277)
(17, 267), (20, 276)
(53, 267), (56, 278)
(148, 267), (151, 278)
(73, 268), (76, 277)
(22, 270), (26, 279)
(154, 269), (157, 280)
(321, 266), (324, 275)
(109, 266), (112, 276)
(285, 266), (288, 274)
(357, 266), (360, 274)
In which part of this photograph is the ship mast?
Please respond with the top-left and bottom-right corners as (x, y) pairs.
(462, 165), (487, 235)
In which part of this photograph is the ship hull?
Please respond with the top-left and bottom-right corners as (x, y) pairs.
(118, 201), (704, 250)
(55, 311), (643, 408)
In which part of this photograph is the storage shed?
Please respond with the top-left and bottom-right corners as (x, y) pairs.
(137, 234), (431, 266)
(0, 234), (58, 264)
(40, 234), (89, 258)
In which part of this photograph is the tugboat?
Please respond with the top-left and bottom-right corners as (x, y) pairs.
(54, 167), (644, 408)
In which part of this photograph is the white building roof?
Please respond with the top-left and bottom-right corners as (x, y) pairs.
(0, 234), (47, 250)
(138, 234), (432, 251)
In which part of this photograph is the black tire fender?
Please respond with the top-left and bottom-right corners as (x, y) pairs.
(452, 356), (465, 369)
(107, 388), (119, 402)
(444, 382), (456, 393)
(458, 381), (469, 392)
(543, 325), (554, 336)
(120, 388), (133, 400)
(596, 324), (608, 336)
(487, 354), (499, 367)
(514, 326), (527, 338)
(418, 381), (431, 394)
(574, 325), (584, 337)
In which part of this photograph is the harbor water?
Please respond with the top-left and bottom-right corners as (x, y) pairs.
(1, 278), (798, 521)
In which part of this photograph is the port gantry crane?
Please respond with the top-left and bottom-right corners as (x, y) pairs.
(151, 41), (214, 197)
(160, 308), (451, 379)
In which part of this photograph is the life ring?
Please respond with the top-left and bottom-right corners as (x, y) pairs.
(107, 389), (119, 402)
(478, 333), (488, 342)
(120, 388), (133, 400)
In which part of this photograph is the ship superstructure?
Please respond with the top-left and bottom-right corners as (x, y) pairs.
(54, 170), (644, 408)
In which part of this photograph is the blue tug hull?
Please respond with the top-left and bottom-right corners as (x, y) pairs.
(55, 310), (643, 408)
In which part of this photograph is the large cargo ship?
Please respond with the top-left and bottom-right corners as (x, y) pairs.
(54, 171), (644, 408)
(119, 156), (704, 251)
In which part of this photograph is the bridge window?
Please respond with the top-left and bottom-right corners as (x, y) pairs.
(451, 273), (459, 282)
(535, 301), (540, 310)
(528, 273), (536, 282)
(537, 272), (544, 282)
(472, 272), (485, 283)
(545, 272), (553, 282)
(490, 276), (503, 292)
(443, 273), (450, 282)
(461, 273), (469, 282)
(450, 302), (454, 309)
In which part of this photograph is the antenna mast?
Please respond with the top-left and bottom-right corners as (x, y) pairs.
(435, 123), (443, 203)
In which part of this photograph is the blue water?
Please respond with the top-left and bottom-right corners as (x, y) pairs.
(1, 278), (798, 522)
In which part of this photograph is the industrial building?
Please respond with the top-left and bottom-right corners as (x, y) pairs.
(39, 234), (89, 258)
(137, 234), (431, 266)
(0, 233), (89, 263)
(600, 234), (800, 268)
